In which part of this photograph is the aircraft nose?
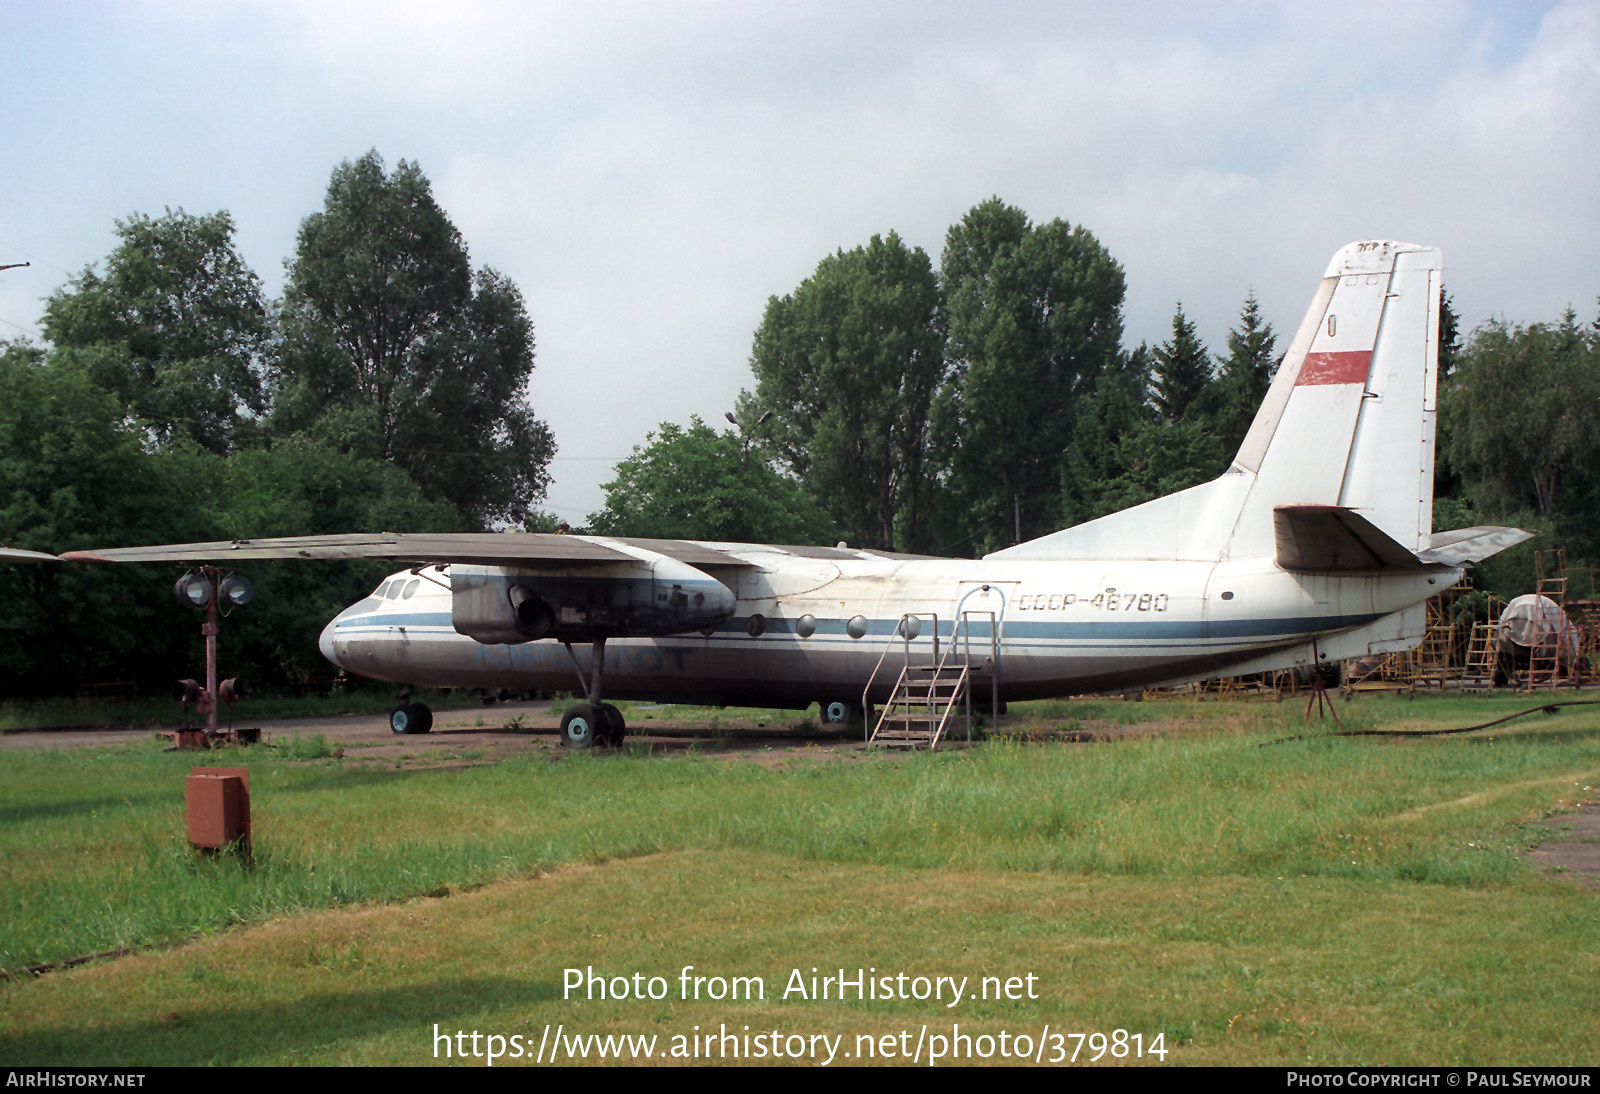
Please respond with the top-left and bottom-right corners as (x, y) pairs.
(318, 617), (340, 666)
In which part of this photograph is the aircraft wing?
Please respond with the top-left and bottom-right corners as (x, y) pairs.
(0, 547), (61, 563)
(58, 532), (760, 569)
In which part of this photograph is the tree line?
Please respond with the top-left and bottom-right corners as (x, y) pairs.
(594, 197), (1288, 556)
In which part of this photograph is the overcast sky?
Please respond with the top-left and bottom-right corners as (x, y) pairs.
(3, 0), (1596, 523)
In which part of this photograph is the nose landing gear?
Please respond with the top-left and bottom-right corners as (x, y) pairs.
(390, 701), (433, 734)
(390, 686), (433, 735)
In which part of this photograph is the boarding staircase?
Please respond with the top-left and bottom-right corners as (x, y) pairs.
(864, 612), (999, 750)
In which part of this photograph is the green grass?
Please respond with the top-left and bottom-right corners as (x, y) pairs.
(1, 693), (1597, 1065)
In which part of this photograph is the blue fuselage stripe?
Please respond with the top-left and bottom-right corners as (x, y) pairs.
(335, 611), (1384, 642)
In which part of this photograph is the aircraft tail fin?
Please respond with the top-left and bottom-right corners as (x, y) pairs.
(1228, 239), (1442, 559)
(990, 240), (1503, 566)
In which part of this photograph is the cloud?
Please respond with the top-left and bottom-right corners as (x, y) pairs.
(7, 0), (1595, 518)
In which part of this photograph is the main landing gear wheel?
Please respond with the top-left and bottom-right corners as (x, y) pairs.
(560, 703), (601, 749)
(821, 700), (852, 725)
(599, 702), (626, 746)
(390, 702), (433, 735)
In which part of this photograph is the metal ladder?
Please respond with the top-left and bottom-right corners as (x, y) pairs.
(1461, 619), (1500, 693)
(1526, 549), (1568, 691)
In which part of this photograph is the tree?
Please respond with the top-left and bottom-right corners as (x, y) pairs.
(0, 343), (208, 694)
(745, 232), (945, 551)
(272, 151), (554, 529)
(1149, 302), (1213, 423)
(1211, 291), (1278, 454)
(1432, 288), (1467, 507)
(1059, 343), (1154, 526)
(41, 209), (269, 453)
(1442, 309), (1600, 561)
(937, 200), (1126, 552)
(587, 417), (836, 544)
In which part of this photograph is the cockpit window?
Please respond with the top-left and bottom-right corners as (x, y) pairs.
(338, 598), (383, 619)
(401, 579), (420, 599)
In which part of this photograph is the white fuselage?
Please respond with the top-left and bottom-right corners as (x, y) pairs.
(320, 544), (1459, 708)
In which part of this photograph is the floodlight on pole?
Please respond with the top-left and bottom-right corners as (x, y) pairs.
(171, 567), (253, 736)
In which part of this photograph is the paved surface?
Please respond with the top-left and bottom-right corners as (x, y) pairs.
(1527, 802), (1600, 888)
(0, 700), (869, 764)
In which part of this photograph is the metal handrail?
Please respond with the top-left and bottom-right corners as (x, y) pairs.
(958, 609), (1001, 735)
(903, 619), (966, 747)
(923, 641), (969, 748)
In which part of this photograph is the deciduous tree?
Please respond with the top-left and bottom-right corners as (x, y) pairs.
(272, 151), (554, 529)
(745, 232), (945, 551)
(0, 344), (203, 693)
(1443, 309), (1600, 535)
(41, 209), (269, 453)
(937, 200), (1125, 552)
(588, 417), (835, 544)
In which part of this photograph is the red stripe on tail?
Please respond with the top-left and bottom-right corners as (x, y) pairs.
(1297, 350), (1371, 386)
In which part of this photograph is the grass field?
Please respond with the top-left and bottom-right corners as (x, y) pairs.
(1, 693), (1596, 1066)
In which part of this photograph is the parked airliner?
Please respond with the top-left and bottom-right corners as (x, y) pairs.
(65, 241), (1529, 747)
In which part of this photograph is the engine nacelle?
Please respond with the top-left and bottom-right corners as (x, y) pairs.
(450, 553), (736, 645)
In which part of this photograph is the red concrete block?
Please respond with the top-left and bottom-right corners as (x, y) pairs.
(186, 767), (251, 850)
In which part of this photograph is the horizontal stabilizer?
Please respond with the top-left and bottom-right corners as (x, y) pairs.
(1416, 526), (1535, 566)
(1273, 505), (1422, 572)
